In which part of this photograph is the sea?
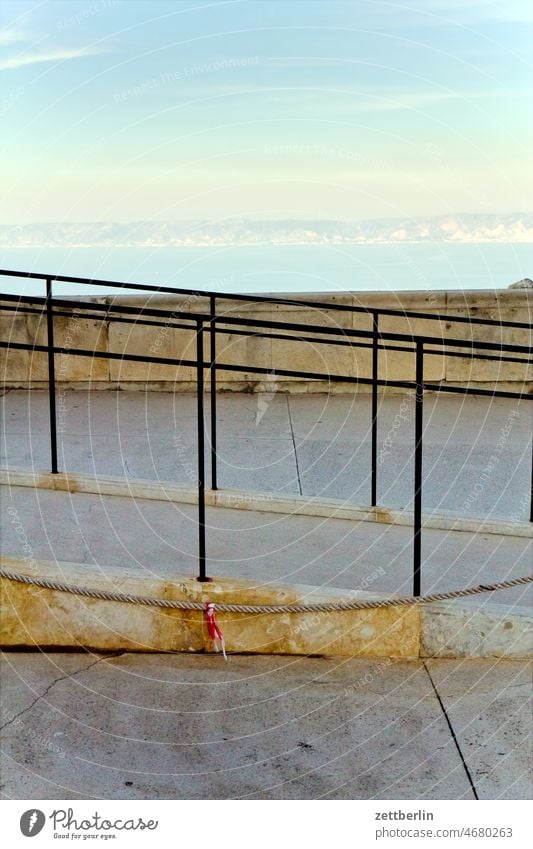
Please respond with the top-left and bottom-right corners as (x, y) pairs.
(0, 243), (531, 298)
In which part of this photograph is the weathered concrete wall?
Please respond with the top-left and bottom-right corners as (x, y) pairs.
(1, 289), (531, 392)
(1, 557), (530, 658)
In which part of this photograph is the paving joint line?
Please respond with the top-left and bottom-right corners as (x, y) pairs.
(423, 660), (479, 800)
(286, 395), (303, 496)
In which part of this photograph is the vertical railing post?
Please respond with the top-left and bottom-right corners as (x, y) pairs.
(529, 438), (532, 523)
(45, 278), (58, 474)
(371, 312), (379, 506)
(196, 321), (208, 581)
(209, 295), (218, 490)
(413, 339), (424, 597)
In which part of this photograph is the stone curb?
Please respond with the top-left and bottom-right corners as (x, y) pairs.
(1, 467), (531, 539)
(1, 557), (530, 659)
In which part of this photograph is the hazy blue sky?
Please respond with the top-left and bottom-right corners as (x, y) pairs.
(1, 0), (531, 223)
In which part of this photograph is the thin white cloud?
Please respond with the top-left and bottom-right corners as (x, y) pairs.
(109, 79), (515, 112)
(351, 91), (465, 111)
(263, 86), (522, 111)
(266, 57), (354, 69)
(262, 89), (460, 110)
(0, 46), (103, 71)
(0, 29), (26, 45)
(408, 0), (533, 24)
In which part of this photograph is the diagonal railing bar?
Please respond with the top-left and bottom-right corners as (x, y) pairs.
(1, 292), (531, 355)
(1, 267), (532, 328)
(1, 339), (531, 401)
(2, 301), (531, 365)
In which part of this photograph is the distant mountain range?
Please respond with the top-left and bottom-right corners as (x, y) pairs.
(1, 214), (531, 247)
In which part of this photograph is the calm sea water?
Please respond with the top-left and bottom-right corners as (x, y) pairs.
(0, 243), (531, 297)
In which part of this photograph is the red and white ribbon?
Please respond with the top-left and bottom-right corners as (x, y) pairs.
(205, 602), (227, 660)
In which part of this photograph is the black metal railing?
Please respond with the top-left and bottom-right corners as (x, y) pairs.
(1, 268), (532, 593)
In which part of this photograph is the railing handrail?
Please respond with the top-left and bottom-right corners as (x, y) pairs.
(3, 338), (530, 404)
(1, 269), (532, 592)
(1, 291), (532, 357)
(2, 300), (530, 367)
(1, 267), (532, 329)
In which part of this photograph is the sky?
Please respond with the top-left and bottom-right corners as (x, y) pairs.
(0, 0), (532, 224)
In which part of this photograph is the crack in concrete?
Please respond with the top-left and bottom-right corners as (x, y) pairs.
(423, 660), (479, 800)
(286, 396), (303, 496)
(0, 652), (126, 733)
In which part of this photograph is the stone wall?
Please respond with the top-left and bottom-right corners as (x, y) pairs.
(1, 289), (531, 393)
(2, 557), (531, 658)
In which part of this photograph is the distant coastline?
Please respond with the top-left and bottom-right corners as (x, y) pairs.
(1, 213), (531, 249)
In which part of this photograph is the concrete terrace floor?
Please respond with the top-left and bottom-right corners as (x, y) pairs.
(1, 389), (532, 520)
(1, 483), (531, 608)
(1, 392), (532, 800)
(1, 652), (531, 800)
(0, 390), (532, 607)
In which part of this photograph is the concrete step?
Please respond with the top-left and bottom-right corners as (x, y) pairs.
(3, 466), (531, 538)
